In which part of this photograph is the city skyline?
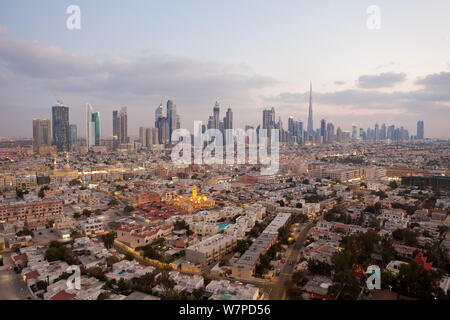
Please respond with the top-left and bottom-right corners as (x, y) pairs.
(1, 1), (450, 138)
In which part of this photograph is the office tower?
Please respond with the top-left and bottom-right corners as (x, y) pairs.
(92, 112), (100, 146)
(86, 104), (95, 149)
(68, 124), (77, 151)
(213, 100), (220, 129)
(336, 127), (342, 143)
(224, 108), (233, 130)
(417, 120), (424, 139)
(207, 116), (215, 130)
(112, 107), (128, 149)
(380, 123), (386, 140)
(320, 119), (326, 144)
(145, 128), (153, 149)
(387, 125), (395, 140)
(120, 107), (128, 144)
(167, 100), (178, 142)
(52, 103), (70, 152)
(32, 118), (52, 152)
(151, 128), (159, 145)
(139, 127), (147, 148)
(155, 102), (164, 128)
(326, 122), (335, 144)
(307, 82), (314, 135)
(288, 116), (294, 133)
(352, 125), (358, 140)
(113, 110), (120, 150)
(374, 123), (380, 141)
(262, 108), (276, 130)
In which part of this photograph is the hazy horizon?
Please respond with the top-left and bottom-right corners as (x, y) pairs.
(1, 1), (450, 139)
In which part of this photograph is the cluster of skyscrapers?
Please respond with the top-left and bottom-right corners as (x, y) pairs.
(32, 85), (426, 154)
(33, 102), (77, 153)
(265, 83), (425, 145)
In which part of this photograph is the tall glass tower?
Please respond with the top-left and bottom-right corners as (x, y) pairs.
(52, 103), (69, 152)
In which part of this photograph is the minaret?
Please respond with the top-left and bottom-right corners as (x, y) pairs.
(307, 82), (314, 135)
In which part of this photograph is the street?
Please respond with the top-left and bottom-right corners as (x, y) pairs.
(269, 222), (315, 300)
(0, 253), (29, 300)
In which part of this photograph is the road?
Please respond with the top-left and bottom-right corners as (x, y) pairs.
(0, 253), (29, 300)
(269, 222), (315, 300)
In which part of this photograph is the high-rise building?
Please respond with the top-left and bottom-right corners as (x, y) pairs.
(113, 110), (120, 150)
(213, 100), (220, 129)
(52, 103), (70, 152)
(320, 119), (326, 144)
(86, 104), (95, 149)
(224, 108), (233, 130)
(307, 82), (314, 135)
(352, 125), (358, 140)
(120, 107), (128, 144)
(155, 102), (164, 128)
(326, 122), (335, 144)
(167, 100), (178, 142)
(112, 107), (128, 149)
(417, 120), (424, 139)
(68, 124), (77, 151)
(32, 118), (52, 153)
(336, 127), (342, 143)
(92, 112), (101, 146)
(262, 108), (276, 130)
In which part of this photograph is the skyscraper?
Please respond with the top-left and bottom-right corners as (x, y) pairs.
(112, 107), (128, 149)
(92, 112), (101, 146)
(52, 103), (69, 152)
(68, 124), (77, 151)
(262, 108), (276, 130)
(113, 110), (120, 150)
(167, 100), (178, 142)
(32, 118), (51, 153)
(213, 100), (220, 130)
(224, 107), (233, 130)
(320, 119), (326, 144)
(417, 120), (424, 139)
(307, 82), (314, 135)
(86, 104), (95, 149)
(119, 107), (128, 144)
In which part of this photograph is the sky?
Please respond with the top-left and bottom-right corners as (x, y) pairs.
(0, 0), (449, 138)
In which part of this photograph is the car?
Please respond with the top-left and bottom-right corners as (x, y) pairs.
(281, 259), (285, 264)
(276, 269), (281, 276)
(288, 261), (293, 265)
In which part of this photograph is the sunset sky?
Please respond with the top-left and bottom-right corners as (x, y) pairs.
(0, 0), (449, 138)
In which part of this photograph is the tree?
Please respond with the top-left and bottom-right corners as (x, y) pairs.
(192, 288), (204, 300)
(106, 256), (120, 267)
(82, 209), (92, 217)
(124, 206), (135, 213)
(389, 181), (399, 190)
(73, 212), (81, 219)
(102, 232), (117, 249)
(307, 259), (332, 276)
(97, 292), (111, 300)
(117, 278), (130, 293)
(236, 240), (250, 254)
(124, 252), (134, 261)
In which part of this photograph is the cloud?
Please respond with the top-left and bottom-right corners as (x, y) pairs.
(0, 27), (277, 136)
(357, 72), (406, 89)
